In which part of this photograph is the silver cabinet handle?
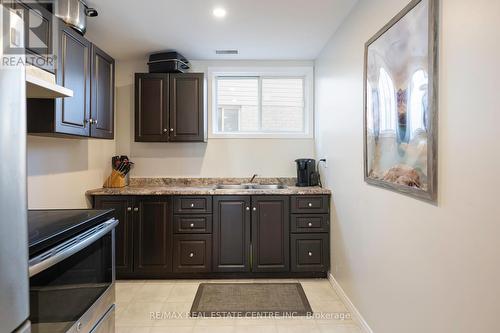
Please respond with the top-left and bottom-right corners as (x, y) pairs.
(308, 251), (313, 257)
(94, 119), (98, 125)
(190, 203), (195, 208)
(308, 203), (313, 207)
(246, 207), (250, 211)
(170, 128), (174, 132)
(127, 207), (132, 212)
(134, 207), (139, 212)
(252, 207), (257, 211)
(189, 252), (194, 258)
(189, 223), (195, 228)
(29, 219), (119, 277)
(163, 128), (168, 133)
(308, 222), (313, 227)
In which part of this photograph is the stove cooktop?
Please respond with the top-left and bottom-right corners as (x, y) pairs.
(28, 209), (114, 257)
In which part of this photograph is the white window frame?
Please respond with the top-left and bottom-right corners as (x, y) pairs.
(208, 66), (314, 139)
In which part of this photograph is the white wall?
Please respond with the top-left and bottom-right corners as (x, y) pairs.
(315, 0), (500, 332)
(27, 136), (115, 208)
(116, 59), (315, 178)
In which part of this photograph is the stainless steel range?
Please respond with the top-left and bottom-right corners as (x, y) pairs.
(28, 210), (118, 333)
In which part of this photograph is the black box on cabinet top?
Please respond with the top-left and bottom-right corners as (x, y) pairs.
(148, 51), (190, 73)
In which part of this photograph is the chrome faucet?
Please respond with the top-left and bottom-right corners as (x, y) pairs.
(249, 174), (259, 183)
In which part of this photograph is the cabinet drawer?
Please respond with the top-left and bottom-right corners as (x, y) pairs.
(291, 234), (329, 272)
(174, 215), (212, 234)
(291, 214), (329, 233)
(291, 196), (329, 213)
(173, 235), (212, 273)
(174, 196), (212, 214)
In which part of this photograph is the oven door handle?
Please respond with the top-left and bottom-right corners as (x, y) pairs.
(29, 218), (118, 277)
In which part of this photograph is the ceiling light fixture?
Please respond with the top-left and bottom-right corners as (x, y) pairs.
(213, 7), (227, 18)
(216, 49), (238, 55)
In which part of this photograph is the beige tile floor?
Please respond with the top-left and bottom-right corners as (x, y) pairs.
(115, 279), (361, 333)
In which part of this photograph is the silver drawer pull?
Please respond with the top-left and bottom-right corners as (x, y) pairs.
(308, 251), (313, 257)
(308, 222), (313, 227)
(308, 203), (313, 207)
(189, 223), (195, 228)
(127, 207), (132, 212)
(189, 252), (194, 258)
(190, 203), (195, 208)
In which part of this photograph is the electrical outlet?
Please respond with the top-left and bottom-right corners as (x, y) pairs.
(319, 158), (328, 168)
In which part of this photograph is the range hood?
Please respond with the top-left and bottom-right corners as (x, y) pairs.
(26, 65), (73, 98)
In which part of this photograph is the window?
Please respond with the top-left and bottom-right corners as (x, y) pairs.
(218, 106), (241, 132)
(210, 67), (313, 138)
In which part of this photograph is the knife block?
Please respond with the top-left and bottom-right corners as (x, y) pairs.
(103, 170), (129, 188)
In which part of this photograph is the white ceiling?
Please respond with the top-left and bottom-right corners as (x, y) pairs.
(85, 0), (357, 61)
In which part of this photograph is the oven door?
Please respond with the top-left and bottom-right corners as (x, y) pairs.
(28, 219), (118, 333)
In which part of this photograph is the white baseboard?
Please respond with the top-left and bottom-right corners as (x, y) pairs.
(327, 272), (373, 333)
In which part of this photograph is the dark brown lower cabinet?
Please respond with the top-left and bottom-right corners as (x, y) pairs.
(134, 197), (172, 274)
(173, 234), (212, 273)
(291, 234), (329, 272)
(93, 194), (329, 278)
(251, 196), (290, 273)
(213, 196), (251, 272)
(94, 196), (134, 276)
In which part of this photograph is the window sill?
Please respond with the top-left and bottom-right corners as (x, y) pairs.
(209, 132), (314, 139)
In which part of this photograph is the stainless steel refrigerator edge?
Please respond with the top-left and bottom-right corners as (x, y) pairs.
(0, 2), (31, 332)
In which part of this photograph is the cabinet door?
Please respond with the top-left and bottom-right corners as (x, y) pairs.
(173, 234), (212, 273)
(94, 196), (134, 277)
(90, 45), (115, 139)
(251, 196), (290, 272)
(135, 73), (169, 142)
(133, 197), (172, 274)
(15, 0), (54, 72)
(169, 73), (204, 142)
(291, 234), (329, 272)
(213, 196), (251, 272)
(55, 22), (91, 136)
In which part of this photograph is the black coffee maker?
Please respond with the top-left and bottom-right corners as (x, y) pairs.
(295, 159), (320, 187)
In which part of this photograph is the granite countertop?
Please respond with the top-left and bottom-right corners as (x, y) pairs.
(86, 178), (331, 196)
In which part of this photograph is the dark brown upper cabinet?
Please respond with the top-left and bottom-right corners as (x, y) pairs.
(135, 73), (206, 142)
(14, 0), (54, 73)
(27, 20), (115, 139)
(169, 73), (205, 142)
(90, 45), (115, 139)
(55, 21), (92, 136)
(135, 73), (169, 142)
